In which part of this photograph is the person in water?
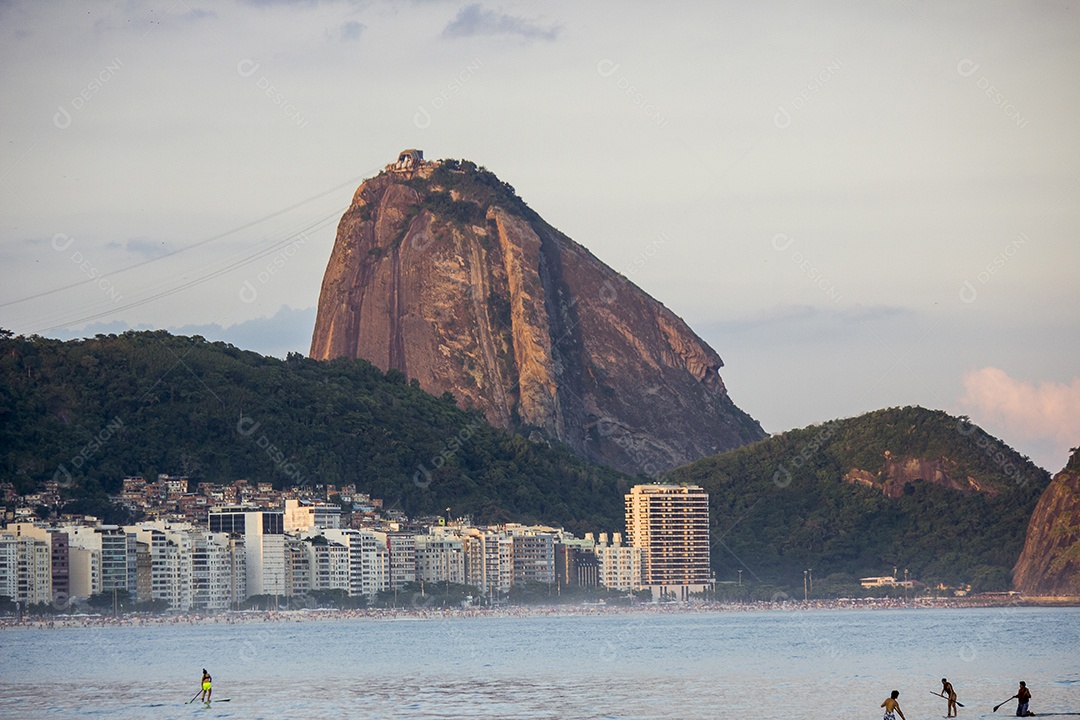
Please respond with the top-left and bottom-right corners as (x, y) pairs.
(881, 690), (906, 720)
(941, 678), (958, 717)
(1010, 681), (1032, 717)
(200, 668), (212, 703)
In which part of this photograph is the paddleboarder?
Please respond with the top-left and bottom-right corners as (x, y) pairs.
(941, 678), (958, 717)
(1010, 681), (1032, 717)
(200, 668), (212, 703)
(881, 690), (906, 720)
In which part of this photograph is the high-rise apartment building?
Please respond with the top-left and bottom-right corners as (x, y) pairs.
(209, 506), (286, 597)
(625, 484), (711, 600)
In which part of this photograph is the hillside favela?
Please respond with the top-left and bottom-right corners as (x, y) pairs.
(2, 3), (1078, 720)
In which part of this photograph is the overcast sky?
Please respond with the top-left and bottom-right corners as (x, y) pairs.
(1, 0), (1077, 472)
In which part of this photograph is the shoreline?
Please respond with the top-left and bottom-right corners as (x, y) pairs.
(3, 595), (1075, 630)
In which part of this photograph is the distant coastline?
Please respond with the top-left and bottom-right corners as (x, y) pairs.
(4, 595), (1075, 630)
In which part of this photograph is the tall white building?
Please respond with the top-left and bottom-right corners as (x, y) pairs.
(209, 507), (286, 598)
(461, 528), (512, 599)
(126, 525), (181, 608)
(322, 529), (389, 599)
(7, 524), (69, 606)
(0, 532), (51, 605)
(625, 484), (711, 600)
(191, 532), (234, 611)
(0, 535), (17, 600)
(415, 531), (465, 586)
(384, 532), (416, 590)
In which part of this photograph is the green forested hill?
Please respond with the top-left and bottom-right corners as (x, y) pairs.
(669, 407), (1050, 592)
(0, 330), (629, 534)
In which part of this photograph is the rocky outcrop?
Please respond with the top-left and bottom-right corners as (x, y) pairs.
(1013, 448), (1080, 596)
(843, 455), (995, 499)
(310, 156), (766, 475)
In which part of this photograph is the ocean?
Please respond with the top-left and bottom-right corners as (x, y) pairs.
(1, 606), (1076, 719)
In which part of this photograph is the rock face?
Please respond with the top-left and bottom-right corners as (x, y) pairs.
(310, 156), (766, 475)
(843, 455), (998, 499)
(1013, 449), (1080, 596)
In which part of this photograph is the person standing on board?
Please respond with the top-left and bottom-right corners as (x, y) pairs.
(881, 690), (906, 720)
(1010, 681), (1032, 717)
(941, 678), (958, 717)
(200, 668), (212, 703)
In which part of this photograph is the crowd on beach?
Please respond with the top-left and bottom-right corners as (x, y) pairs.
(0, 593), (1028, 630)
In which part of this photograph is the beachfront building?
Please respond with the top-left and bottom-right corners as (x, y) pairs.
(0, 534), (18, 601)
(384, 532), (416, 590)
(591, 532), (644, 591)
(322, 528), (389, 599)
(68, 545), (99, 599)
(0, 530), (52, 606)
(208, 506), (286, 598)
(625, 484), (712, 601)
(555, 538), (599, 589)
(510, 530), (556, 587)
(415, 531), (466, 587)
(135, 541), (152, 603)
(285, 537), (311, 597)
(67, 525), (138, 599)
(291, 534), (349, 594)
(191, 532), (234, 611)
(126, 525), (182, 608)
(5, 523), (69, 606)
(460, 527), (513, 600)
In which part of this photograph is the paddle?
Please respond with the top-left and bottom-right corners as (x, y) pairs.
(931, 691), (965, 708)
(994, 697), (1015, 712)
(186, 690), (202, 704)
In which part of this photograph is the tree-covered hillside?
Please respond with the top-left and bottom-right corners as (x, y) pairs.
(0, 330), (629, 534)
(670, 407), (1050, 591)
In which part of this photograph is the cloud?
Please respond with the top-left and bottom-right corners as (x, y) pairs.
(338, 20), (365, 41)
(112, 237), (173, 259)
(441, 4), (561, 41)
(959, 367), (1080, 467)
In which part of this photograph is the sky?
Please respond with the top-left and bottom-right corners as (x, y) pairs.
(1, 0), (1077, 473)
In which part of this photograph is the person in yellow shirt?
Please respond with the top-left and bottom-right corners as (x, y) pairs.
(200, 668), (212, 703)
(881, 690), (906, 720)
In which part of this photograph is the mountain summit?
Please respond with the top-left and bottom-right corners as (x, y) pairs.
(310, 152), (765, 475)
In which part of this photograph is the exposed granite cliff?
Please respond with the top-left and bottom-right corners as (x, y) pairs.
(310, 156), (766, 474)
(1013, 448), (1080, 596)
(843, 453), (998, 499)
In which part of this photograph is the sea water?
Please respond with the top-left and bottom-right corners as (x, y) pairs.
(1, 606), (1076, 719)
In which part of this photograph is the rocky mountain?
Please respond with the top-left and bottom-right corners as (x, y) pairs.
(310, 153), (765, 475)
(668, 406), (1050, 589)
(1013, 448), (1080, 596)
